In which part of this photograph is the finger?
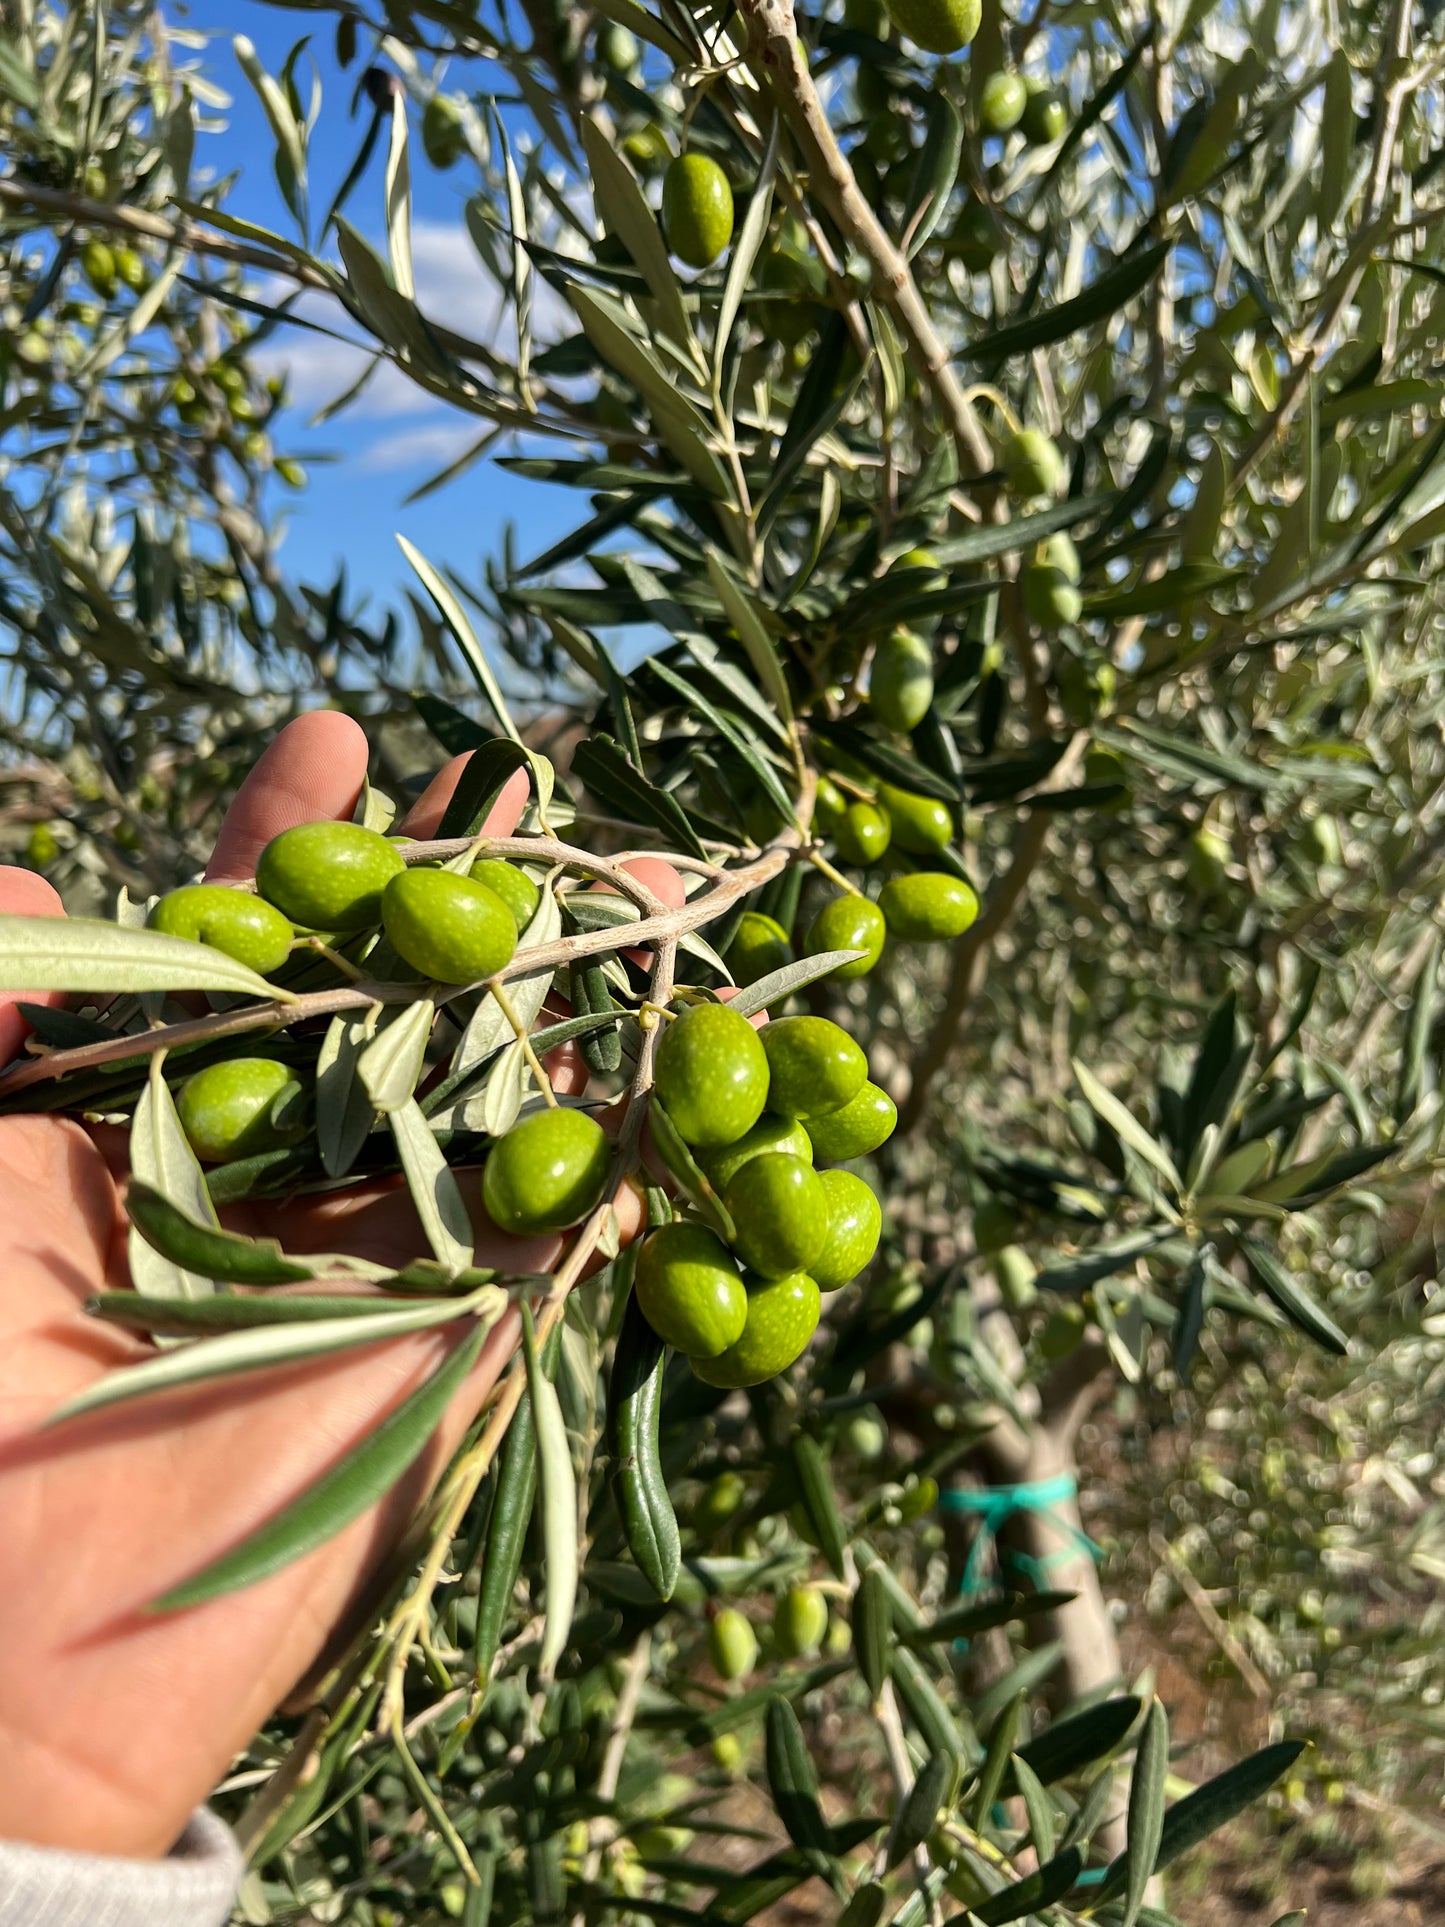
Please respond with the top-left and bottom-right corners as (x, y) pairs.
(398, 759), (531, 842)
(592, 856), (686, 969)
(205, 712), (371, 883)
(0, 869), (66, 1065)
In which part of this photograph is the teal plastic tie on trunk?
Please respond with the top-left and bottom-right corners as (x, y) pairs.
(939, 1473), (1102, 1595)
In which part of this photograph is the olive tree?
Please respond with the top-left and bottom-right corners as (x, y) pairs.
(1, 0), (1443, 1919)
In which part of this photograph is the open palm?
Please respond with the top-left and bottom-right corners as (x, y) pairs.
(0, 714), (641, 1860)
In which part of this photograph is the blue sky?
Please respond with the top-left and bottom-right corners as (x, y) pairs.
(179, 1), (580, 615)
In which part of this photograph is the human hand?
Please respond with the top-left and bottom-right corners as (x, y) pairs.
(0, 714), (647, 1860)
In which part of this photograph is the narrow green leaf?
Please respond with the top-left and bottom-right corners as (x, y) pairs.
(435, 738), (532, 838)
(0, 915), (278, 998)
(888, 1750), (954, 1869)
(126, 1182), (312, 1286)
(1237, 1233), (1348, 1354)
(901, 93), (962, 257)
(384, 91), (414, 298)
(1096, 1741), (1305, 1900)
(88, 1290), (468, 1337)
(571, 735), (709, 861)
(390, 1097), (474, 1273)
(129, 1059), (220, 1301)
(1073, 1059), (1182, 1192)
(525, 1307), (579, 1679)
(317, 1010), (379, 1178)
(725, 951), (865, 1016)
(716, 116), (779, 382)
(961, 242), (1170, 363)
(971, 1847), (1082, 1924)
(580, 116), (694, 358)
(853, 1565), (892, 1700)
(1121, 1700), (1169, 1927)
(153, 1322), (487, 1611)
(791, 1434), (846, 1578)
(1012, 1754), (1055, 1862)
(705, 549), (794, 728)
(1396, 935), (1440, 1125)
(764, 1697), (832, 1855)
(359, 998), (436, 1113)
(453, 884), (562, 1075)
(970, 1693), (1022, 1825)
(400, 535), (523, 743)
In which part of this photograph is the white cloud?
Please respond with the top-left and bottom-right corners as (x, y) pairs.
(356, 419), (493, 473)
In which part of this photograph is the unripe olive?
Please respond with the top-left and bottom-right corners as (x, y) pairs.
(709, 1607), (759, 1680)
(275, 457), (308, 488)
(1084, 746), (1131, 811)
(1038, 1299), (1086, 1359)
(176, 1057), (299, 1164)
(692, 1468), (748, 1534)
(723, 1152), (828, 1278)
(805, 1081), (897, 1161)
(1187, 827), (1230, 895)
(995, 1243), (1038, 1310)
(761, 1015), (868, 1120)
(711, 1731), (745, 1771)
(877, 782), (953, 854)
(662, 154), (735, 269)
(698, 1114), (813, 1192)
(115, 247), (147, 290)
(892, 545), (947, 594)
(843, 1410), (887, 1459)
(422, 95), (467, 168)
(979, 71), (1027, 134)
(805, 894), (885, 979)
(255, 820), (406, 931)
(149, 884), (294, 976)
(883, 0), (981, 55)
(774, 1584), (830, 1658)
(878, 872), (979, 941)
(482, 1106), (610, 1234)
(869, 628), (934, 733)
(972, 1197), (1016, 1254)
(728, 910), (793, 986)
(382, 868), (518, 984)
(813, 775), (848, 826)
(1025, 562), (1083, 627)
(1307, 812), (1341, 867)
(833, 800), (892, 867)
(654, 1000), (769, 1147)
(622, 123), (671, 173)
(597, 20), (641, 70)
(633, 1824), (691, 1860)
(25, 823), (59, 869)
(689, 1268), (821, 1387)
(634, 1221), (748, 1356)
(812, 1169), (882, 1290)
(1003, 427), (1067, 500)
(80, 238), (117, 297)
(468, 858), (541, 931)
(1020, 79), (1068, 144)
(1040, 531), (1082, 582)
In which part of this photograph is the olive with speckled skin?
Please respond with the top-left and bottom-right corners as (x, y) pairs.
(663, 154), (735, 268)
(761, 1015), (868, 1121)
(482, 1107), (610, 1234)
(653, 1000), (769, 1147)
(634, 1222), (747, 1357)
(256, 820), (405, 932)
(149, 884), (293, 975)
(382, 869), (518, 984)
(722, 1152), (828, 1278)
(812, 1169), (882, 1289)
(177, 1057), (299, 1164)
(884, 0), (981, 54)
(698, 1115), (813, 1192)
(878, 872), (980, 941)
(805, 894), (886, 978)
(468, 859), (541, 931)
(688, 1269), (821, 1387)
(805, 1081), (898, 1161)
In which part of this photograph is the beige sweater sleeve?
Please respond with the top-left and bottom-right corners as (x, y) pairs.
(0, 1812), (242, 1927)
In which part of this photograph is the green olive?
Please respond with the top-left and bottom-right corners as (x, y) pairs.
(869, 628), (934, 733)
(1003, 427), (1067, 500)
(468, 858), (541, 931)
(1021, 79), (1068, 144)
(813, 775), (848, 827)
(149, 884), (294, 976)
(382, 869), (518, 984)
(709, 1607), (759, 1679)
(833, 801), (893, 866)
(176, 1057), (299, 1164)
(422, 95), (467, 168)
(805, 893), (886, 979)
(1024, 561), (1083, 627)
(653, 1000), (770, 1147)
(883, 0), (981, 54)
(25, 824), (59, 869)
(760, 1015), (868, 1121)
(723, 1152), (828, 1278)
(689, 1268), (821, 1387)
(805, 1081), (897, 1161)
(877, 872), (979, 941)
(1038, 1300), (1086, 1359)
(622, 122), (672, 173)
(255, 820), (406, 932)
(774, 1584), (830, 1658)
(728, 910), (793, 986)
(691, 1468), (748, 1534)
(634, 1222), (748, 1356)
(812, 1169), (882, 1290)
(662, 154), (735, 269)
(481, 1107), (610, 1233)
(877, 782), (954, 854)
(891, 546), (948, 594)
(115, 247), (147, 290)
(995, 1244), (1038, 1310)
(1187, 827), (1230, 895)
(698, 1114), (813, 1192)
(597, 20), (641, 70)
(80, 238), (117, 297)
(979, 71), (1027, 133)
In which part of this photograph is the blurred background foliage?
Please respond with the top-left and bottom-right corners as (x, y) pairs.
(3, 0), (1445, 1918)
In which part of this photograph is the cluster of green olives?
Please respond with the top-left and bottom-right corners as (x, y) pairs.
(978, 71), (1068, 143)
(635, 1001), (893, 1388)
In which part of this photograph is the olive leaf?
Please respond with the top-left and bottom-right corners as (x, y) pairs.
(129, 1057), (220, 1301)
(400, 535), (523, 744)
(727, 952), (866, 1016)
(127, 1181), (314, 1285)
(523, 1307), (579, 1681)
(317, 1009), (380, 1176)
(480, 1034), (533, 1138)
(0, 914), (279, 998)
(451, 882), (562, 1076)
(359, 998), (437, 1114)
(390, 1097), (475, 1273)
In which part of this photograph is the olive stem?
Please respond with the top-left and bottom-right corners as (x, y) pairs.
(959, 382), (1021, 433)
(806, 846), (864, 898)
(490, 976), (558, 1106)
(303, 937), (365, 981)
